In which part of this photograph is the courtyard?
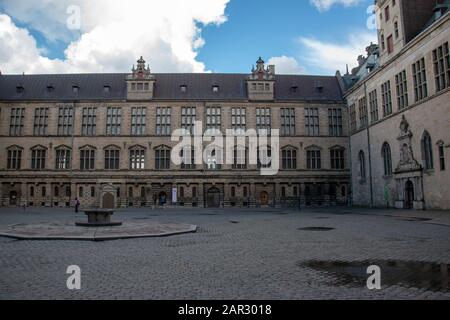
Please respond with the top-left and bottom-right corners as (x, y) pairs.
(0, 206), (449, 300)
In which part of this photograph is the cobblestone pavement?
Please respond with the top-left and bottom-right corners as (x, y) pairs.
(0, 206), (449, 300)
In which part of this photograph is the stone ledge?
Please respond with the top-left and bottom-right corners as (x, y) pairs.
(0, 221), (197, 241)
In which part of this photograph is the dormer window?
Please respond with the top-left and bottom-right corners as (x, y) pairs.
(16, 86), (24, 94)
(104, 85), (111, 93)
(47, 85), (54, 93)
(72, 86), (79, 94)
(180, 85), (187, 92)
(290, 86), (298, 93)
(212, 85), (219, 93)
(316, 85), (324, 93)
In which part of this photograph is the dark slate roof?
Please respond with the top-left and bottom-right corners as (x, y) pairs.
(0, 73), (343, 102)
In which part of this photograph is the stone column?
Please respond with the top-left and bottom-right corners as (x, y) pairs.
(120, 183), (127, 208)
(20, 182), (27, 206)
(300, 183), (305, 206)
(198, 183), (205, 208)
(250, 182), (256, 208)
(46, 182), (52, 207)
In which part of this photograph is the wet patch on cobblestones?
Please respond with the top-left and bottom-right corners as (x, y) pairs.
(298, 227), (335, 231)
(299, 260), (450, 292)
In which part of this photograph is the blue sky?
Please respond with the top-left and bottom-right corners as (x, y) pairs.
(0, 0), (377, 75)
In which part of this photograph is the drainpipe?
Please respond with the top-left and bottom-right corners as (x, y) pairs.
(364, 82), (374, 207)
(346, 98), (353, 207)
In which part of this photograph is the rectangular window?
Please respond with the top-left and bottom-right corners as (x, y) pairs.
(330, 149), (345, 169)
(369, 89), (379, 123)
(282, 149), (297, 170)
(55, 149), (71, 170)
(57, 107), (74, 136)
(385, 6), (390, 21)
(81, 107), (97, 136)
(105, 149), (120, 170)
(131, 107), (146, 136)
(206, 106), (221, 131)
(349, 104), (357, 132)
(358, 97), (368, 129)
(9, 108), (25, 136)
(231, 107), (246, 133)
(31, 149), (46, 170)
(439, 144), (446, 171)
(106, 107), (121, 136)
(328, 108), (343, 136)
(306, 150), (321, 170)
(130, 149), (145, 170)
(395, 70), (409, 109)
(394, 22), (399, 39)
(181, 107), (196, 134)
(305, 108), (319, 136)
(233, 148), (247, 170)
(181, 147), (196, 170)
(381, 80), (392, 117)
(156, 107), (171, 136)
(256, 107), (271, 135)
(433, 42), (450, 92)
(7, 149), (22, 170)
(387, 35), (394, 54)
(33, 108), (49, 136)
(412, 58), (428, 102)
(155, 149), (171, 169)
(281, 108), (296, 136)
(80, 149), (95, 170)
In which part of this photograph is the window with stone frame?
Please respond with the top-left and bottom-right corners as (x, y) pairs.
(155, 147), (171, 170)
(328, 108), (343, 136)
(131, 107), (146, 136)
(9, 108), (25, 136)
(233, 146), (247, 170)
(206, 106), (221, 132)
(349, 104), (357, 132)
(256, 107), (271, 135)
(358, 97), (368, 129)
(381, 80), (393, 117)
(421, 131), (434, 170)
(358, 150), (366, 182)
(281, 108), (296, 136)
(433, 42), (450, 92)
(33, 108), (49, 136)
(412, 58), (428, 102)
(81, 107), (97, 136)
(129, 147), (146, 170)
(305, 108), (319, 136)
(57, 106), (74, 136)
(31, 146), (46, 170)
(395, 70), (409, 109)
(55, 147), (71, 170)
(181, 107), (196, 135)
(206, 148), (222, 170)
(257, 146), (272, 169)
(156, 107), (172, 136)
(438, 141), (446, 171)
(106, 107), (121, 136)
(231, 107), (246, 134)
(306, 148), (321, 170)
(104, 147), (120, 170)
(180, 146), (196, 170)
(382, 142), (393, 175)
(330, 147), (345, 169)
(80, 148), (95, 170)
(368, 89), (379, 123)
(282, 148), (297, 170)
(7, 147), (22, 170)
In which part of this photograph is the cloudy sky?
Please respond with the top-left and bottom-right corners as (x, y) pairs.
(0, 0), (377, 75)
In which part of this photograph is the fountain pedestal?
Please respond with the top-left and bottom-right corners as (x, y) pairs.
(75, 209), (122, 227)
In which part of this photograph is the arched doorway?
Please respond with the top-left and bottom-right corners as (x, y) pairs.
(9, 191), (18, 206)
(405, 180), (414, 209)
(207, 187), (221, 208)
(260, 191), (269, 206)
(158, 192), (167, 206)
(102, 192), (115, 209)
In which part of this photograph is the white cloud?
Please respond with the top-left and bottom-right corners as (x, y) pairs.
(298, 31), (377, 74)
(310, 0), (362, 12)
(267, 56), (304, 75)
(0, 0), (230, 74)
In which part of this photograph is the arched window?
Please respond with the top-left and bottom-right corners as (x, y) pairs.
(421, 131), (434, 170)
(359, 150), (366, 182)
(282, 147), (297, 170)
(382, 142), (393, 175)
